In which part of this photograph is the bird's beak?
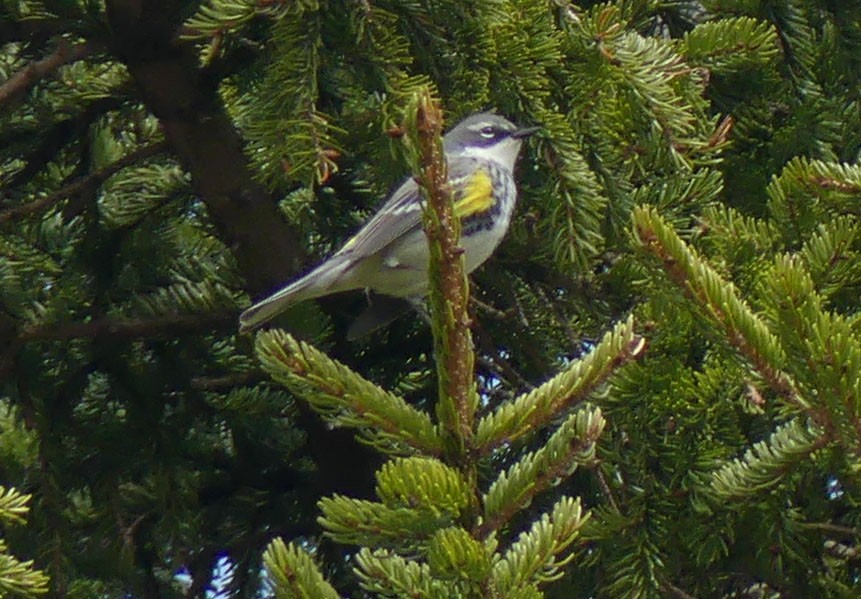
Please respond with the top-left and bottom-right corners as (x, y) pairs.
(512, 125), (541, 139)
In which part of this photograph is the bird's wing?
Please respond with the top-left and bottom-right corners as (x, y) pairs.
(339, 158), (488, 260)
(338, 175), (424, 260)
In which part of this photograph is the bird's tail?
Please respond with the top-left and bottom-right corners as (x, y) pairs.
(238, 256), (352, 333)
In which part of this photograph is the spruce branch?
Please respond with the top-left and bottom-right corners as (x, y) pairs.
(633, 206), (806, 409)
(0, 547), (50, 598)
(0, 39), (98, 108)
(355, 549), (453, 598)
(473, 321), (535, 392)
(255, 329), (442, 456)
(241, 9), (342, 187)
(0, 487), (32, 526)
(317, 495), (459, 549)
(131, 280), (240, 317)
(0, 488), (48, 597)
(579, 7), (698, 158)
(182, 0), (282, 41)
(682, 16), (780, 74)
(768, 157), (861, 241)
(798, 216), (859, 298)
(479, 406), (605, 539)
(98, 161), (189, 229)
(490, 496), (587, 595)
(404, 91), (477, 463)
(427, 527), (492, 584)
(375, 457), (472, 516)
(699, 204), (782, 258)
(262, 538), (339, 599)
(824, 540), (861, 562)
(708, 418), (827, 500)
(758, 254), (861, 451)
(538, 110), (608, 270)
(476, 315), (642, 454)
(600, 530), (666, 598)
(0, 141), (168, 224)
(594, 466), (621, 514)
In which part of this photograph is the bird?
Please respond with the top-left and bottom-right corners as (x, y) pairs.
(239, 111), (538, 338)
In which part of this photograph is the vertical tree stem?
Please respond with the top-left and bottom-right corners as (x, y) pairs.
(411, 93), (477, 470)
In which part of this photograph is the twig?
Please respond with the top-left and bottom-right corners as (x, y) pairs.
(0, 40), (98, 108)
(470, 295), (509, 320)
(472, 321), (534, 392)
(660, 580), (699, 599)
(190, 371), (266, 390)
(535, 284), (581, 347)
(0, 140), (168, 223)
(594, 465), (620, 513)
(800, 522), (861, 537)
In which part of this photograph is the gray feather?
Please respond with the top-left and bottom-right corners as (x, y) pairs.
(238, 255), (353, 333)
(338, 158), (482, 261)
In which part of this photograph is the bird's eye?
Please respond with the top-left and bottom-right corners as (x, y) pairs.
(480, 126), (496, 139)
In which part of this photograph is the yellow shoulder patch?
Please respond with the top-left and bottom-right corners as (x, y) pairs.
(453, 169), (493, 219)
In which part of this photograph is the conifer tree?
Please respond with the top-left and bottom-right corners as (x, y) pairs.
(1, 0), (861, 597)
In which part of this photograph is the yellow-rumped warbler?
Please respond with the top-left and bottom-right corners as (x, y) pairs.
(239, 112), (538, 337)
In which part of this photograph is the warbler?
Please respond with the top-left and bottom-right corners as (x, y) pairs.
(239, 112), (538, 337)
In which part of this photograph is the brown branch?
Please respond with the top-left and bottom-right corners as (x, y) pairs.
(416, 96), (476, 459)
(0, 40), (99, 108)
(17, 312), (235, 342)
(101, 0), (379, 507)
(0, 312), (235, 384)
(0, 140), (168, 224)
(104, 0), (306, 297)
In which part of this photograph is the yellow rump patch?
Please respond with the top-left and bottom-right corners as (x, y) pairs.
(453, 169), (493, 219)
